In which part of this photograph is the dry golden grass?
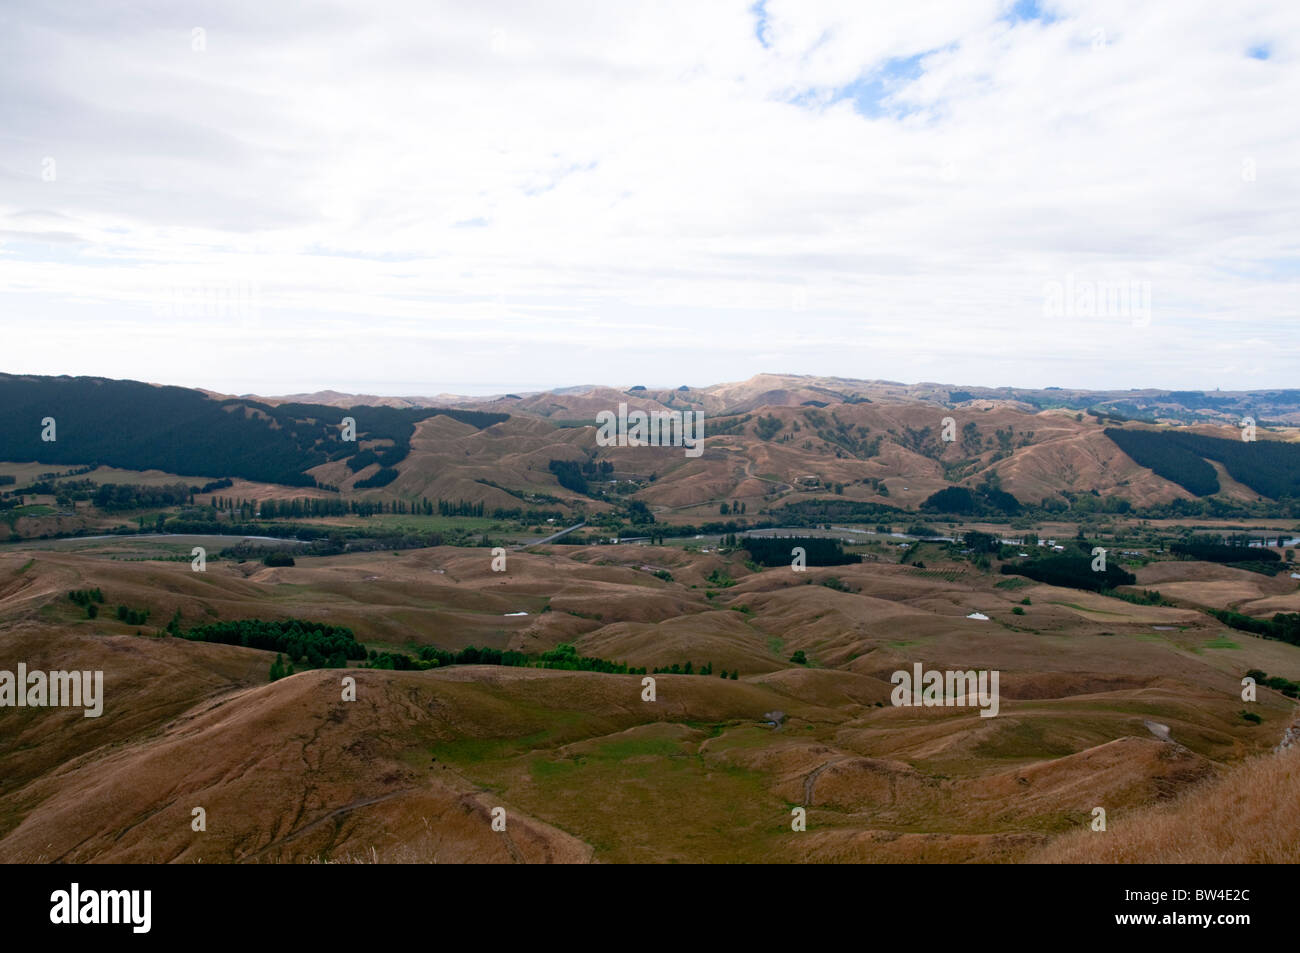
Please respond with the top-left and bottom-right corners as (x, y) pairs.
(5, 539), (1300, 863)
(1032, 746), (1300, 863)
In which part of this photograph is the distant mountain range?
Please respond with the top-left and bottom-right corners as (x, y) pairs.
(253, 373), (1300, 427)
(3, 373), (1299, 515)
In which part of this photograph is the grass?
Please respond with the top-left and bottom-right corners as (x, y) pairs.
(12, 504), (53, 517)
(971, 718), (1086, 761)
(342, 513), (505, 533)
(911, 569), (965, 581)
(1034, 749), (1300, 863)
(1047, 600), (1126, 617)
(461, 726), (789, 862)
(1200, 634), (1241, 650)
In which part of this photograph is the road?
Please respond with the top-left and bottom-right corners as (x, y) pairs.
(515, 521), (586, 549)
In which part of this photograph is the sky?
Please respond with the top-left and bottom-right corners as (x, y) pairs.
(0, 0), (1296, 397)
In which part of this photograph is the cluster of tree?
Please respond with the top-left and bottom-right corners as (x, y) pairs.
(549, 459), (595, 494)
(921, 483), (1022, 516)
(719, 501), (748, 515)
(537, 642), (643, 674)
(1105, 588), (1169, 606)
(706, 413), (753, 437)
(802, 410), (880, 458)
(258, 497), (352, 519)
(1210, 610), (1300, 648)
(754, 414), (784, 440)
(41, 479), (98, 505)
(366, 642), (638, 674)
(256, 497), (447, 519)
(624, 500), (655, 524)
(181, 618), (367, 667)
(368, 651), (440, 670)
(1104, 428), (1218, 496)
(196, 478), (233, 493)
(268, 653), (296, 682)
(69, 588), (105, 617)
(489, 507), (566, 523)
(351, 645), (527, 670)
(741, 535), (859, 567)
(345, 449), (381, 473)
(1000, 553), (1136, 593)
(0, 374), (505, 488)
(774, 499), (902, 524)
(68, 588), (105, 607)
(650, 659), (725, 676)
(115, 604), (150, 625)
(439, 499), (485, 516)
(354, 467), (400, 489)
(1106, 427), (1300, 499)
(0, 475), (14, 486)
(1171, 538), (1280, 564)
(262, 551), (295, 567)
(1245, 668), (1300, 699)
(961, 530), (1002, 553)
(163, 518), (311, 538)
(91, 482), (193, 511)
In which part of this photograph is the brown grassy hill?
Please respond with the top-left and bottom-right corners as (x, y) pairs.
(1031, 746), (1300, 863)
(5, 539), (1299, 863)
(275, 389), (1213, 514)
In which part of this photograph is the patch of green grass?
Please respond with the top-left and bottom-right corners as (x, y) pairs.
(593, 736), (685, 759)
(1201, 634), (1241, 650)
(972, 718), (1080, 760)
(529, 757), (578, 780)
(432, 730), (552, 764)
(12, 504), (53, 517)
(17, 558), (34, 573)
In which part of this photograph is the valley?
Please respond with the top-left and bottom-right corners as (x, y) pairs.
(2, 372), (1299, 863)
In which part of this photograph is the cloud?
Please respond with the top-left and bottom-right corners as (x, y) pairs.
(0, 0), (1296, 393)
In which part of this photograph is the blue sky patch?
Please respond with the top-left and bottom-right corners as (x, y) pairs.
(1005, 0), (1058, 25)
(751, 0), (771, 49)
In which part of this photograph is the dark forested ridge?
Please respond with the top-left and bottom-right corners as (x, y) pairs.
(1104, 427), (1300, 499)
(0, 374), (507, 487)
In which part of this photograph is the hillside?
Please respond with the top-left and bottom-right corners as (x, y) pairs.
(3, 537), (1299, 863)
(4, 375), (1299, 529)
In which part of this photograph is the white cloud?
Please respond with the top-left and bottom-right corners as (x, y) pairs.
(0, 0), (1296, 394)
